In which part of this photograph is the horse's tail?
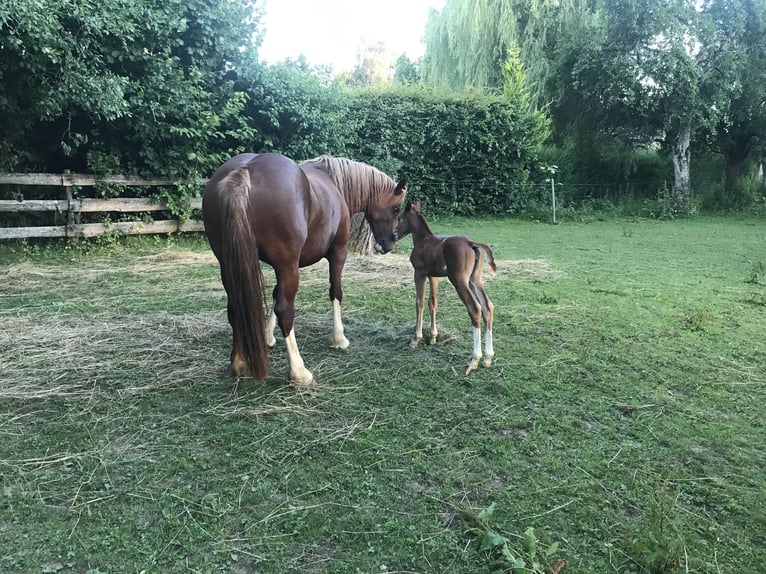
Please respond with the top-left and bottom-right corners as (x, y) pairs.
(220, 169), (269, 379)
(472, 242), (497, 273)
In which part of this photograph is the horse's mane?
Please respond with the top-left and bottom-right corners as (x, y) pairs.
(305, 155), (399, 212)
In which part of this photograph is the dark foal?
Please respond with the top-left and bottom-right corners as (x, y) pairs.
(396, 200), (496, 375)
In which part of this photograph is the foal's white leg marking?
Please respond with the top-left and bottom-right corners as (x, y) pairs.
(428, 292), (438, 344)
(265, 307), (277, 348)
(483, 329), (494, 368)
(285, 330), (314, 386)
(465, 326), (482, 375)
(331, 299), (350, 349)
(412, 303), (424, 347)
(428, 277), (439, 344)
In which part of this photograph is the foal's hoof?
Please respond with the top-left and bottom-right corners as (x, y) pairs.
(409, 337), (422, 349)
(429, 334), (438, 345)
(290, 369), (315, 387)
(331, 336), (350, 350)
(465, 358), (481, 375)
(483, 355), (494, 368)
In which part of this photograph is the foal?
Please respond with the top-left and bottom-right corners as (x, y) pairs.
(396, 201), (496, 375)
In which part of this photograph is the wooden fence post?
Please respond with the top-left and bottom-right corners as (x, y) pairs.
(63, 169), (74, 238)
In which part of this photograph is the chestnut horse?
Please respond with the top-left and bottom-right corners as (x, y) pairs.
(395, 200), (496, 375)
(203, 153), (406, 385)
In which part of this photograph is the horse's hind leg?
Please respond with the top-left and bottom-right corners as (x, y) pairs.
(227, 299), (247, 377)
(428, 277), (439, 344)
(264, 287), (278, 348)
(273, 265), (314, 386)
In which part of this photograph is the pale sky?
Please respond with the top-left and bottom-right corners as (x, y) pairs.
(258, 0), (445, 72)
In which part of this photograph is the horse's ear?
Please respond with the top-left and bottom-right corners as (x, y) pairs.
(413, 200), (421, 213)
(394, 177), (407, 195)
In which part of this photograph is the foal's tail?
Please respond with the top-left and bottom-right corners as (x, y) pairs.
(220, 169), (269, 379)
(471, 242), (497, 273)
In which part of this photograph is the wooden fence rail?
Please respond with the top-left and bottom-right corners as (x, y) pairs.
(0, 173), (207, 240)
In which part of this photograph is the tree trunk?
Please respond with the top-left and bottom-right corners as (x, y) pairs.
(348, 212), (374, 255)
(672, 121), (692, 214)
(723, 134), (751, 197)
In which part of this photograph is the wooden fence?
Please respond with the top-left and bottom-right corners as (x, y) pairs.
(0, 172), (207, 240)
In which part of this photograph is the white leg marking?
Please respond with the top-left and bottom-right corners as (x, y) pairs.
(465, 326), (482, 375)
(331, 299), (350, 349)
(429, 317), (438, 345)
(285, 330), (314, 386)
(483, 329), (494, 368)
(265, 307), (277, 347)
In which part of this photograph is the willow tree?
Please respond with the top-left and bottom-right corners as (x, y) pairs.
(420, 0), (582, 105)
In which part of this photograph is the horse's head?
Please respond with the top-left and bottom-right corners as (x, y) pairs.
(367, 177), (407, 253)
(395, 199), (421, 240)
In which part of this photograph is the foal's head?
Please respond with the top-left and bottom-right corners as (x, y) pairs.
(395, 200), (424, 240)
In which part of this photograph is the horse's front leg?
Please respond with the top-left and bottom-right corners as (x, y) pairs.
(411, 270), (427, 348)
(274, 266), (314, 386)
(327, 249), (350, 349)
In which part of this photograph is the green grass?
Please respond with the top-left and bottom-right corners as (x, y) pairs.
(1, 216), (764, 573)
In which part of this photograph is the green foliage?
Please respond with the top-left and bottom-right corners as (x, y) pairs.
(237, 59), (352, 159)
(344, 86), (549, 215)
(0, 0), (260, 180)
(393, 54), (420, 85)
(621, 484), (686, 574)
(461, 504), (563, 573)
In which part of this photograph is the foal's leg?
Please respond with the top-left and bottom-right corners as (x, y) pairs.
(411, 270), (428, 348)
(452, 275), (483, 375)
(471, 279), (495, 367)
(327, 248), (350, 349)
(273, 264), (314, 386)
(428, 277), (439, 344)
(470, 258), (495, 368)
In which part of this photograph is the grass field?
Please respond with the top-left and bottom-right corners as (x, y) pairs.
(1, 216), (765, 573)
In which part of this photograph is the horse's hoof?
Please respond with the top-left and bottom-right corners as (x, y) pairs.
(429, 335), (438, 345)
(230, 356), (247, 377)
(483, 355), (494, 368)
(331, 337), (350, 350)
(410, 338), (422, 349)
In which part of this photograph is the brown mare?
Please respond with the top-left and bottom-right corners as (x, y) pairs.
(203, 153), (406, 385)
(395, 200), (496, 375)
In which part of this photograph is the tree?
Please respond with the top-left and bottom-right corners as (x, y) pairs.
(393, 55), (420, 85)
(552, 0), (712, 213)
(0, 0), (262, 177)
(421, 0), (581, 105)
(701, 0), (766, 202)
